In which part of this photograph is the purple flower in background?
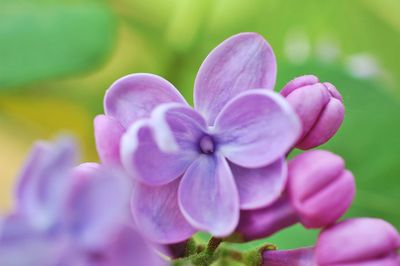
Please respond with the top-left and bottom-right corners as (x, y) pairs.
(237, 150), (355, 240)
(95, 33), (301, 243)
(262, 218), (400, 266)
(0, 138), (167, 266)
(281, 75), (345, 149)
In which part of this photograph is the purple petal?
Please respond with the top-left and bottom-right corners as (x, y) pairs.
(151, 103), (208, 152)
(214, 91), (301, 168)
(96, 225), (168, 266)
(298, 97), (345, 149)
(66, 164), (130, 249)
(324, 81), (343, 101)
(284, 83), (331, 143)
(288, 150), (355, 228)
(104, 73), (187, 128)
(94, 115), (125, 165)
(121, 121), (188, 186)
(280, 75), (319, 96)
(15, 137), (77, 230)
(121, 104), (205, 186)
(0, 215), (67, 266)
(0, 214), (40, 243)
(194, 33), (277, 125)
(15, 141), (51, 202)
(131, 179), (196, 244)
(238, 196), (298, 241)
(178, 154), (239, 237)
(231, 158), (287, 210)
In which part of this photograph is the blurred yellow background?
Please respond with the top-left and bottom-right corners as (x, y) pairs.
(1, 0), (399, 248)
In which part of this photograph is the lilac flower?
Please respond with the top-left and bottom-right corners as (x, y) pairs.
(0, 138), (167, 266)
(262, 218), (400, 266)
(281, 75), (345, 149)
(238, 150), (355, 240)
(95, 33), (301, 243)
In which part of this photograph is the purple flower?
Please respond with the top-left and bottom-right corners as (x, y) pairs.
(237, 150), (355, 240)
(0, 138), (167, 266)
(281, 75), (345, 150)
(262, 218), (400, 266)
(95, 33), (301, 243)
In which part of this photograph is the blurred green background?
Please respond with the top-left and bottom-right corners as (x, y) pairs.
(1, 0), (399, 250)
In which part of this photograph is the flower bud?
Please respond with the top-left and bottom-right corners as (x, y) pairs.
(262, 219), (400, 265)
(288, 150), (355, 228)
(281, 75), (344, 149)
(315, 218), (400, 265)
(236, 150), (354, 240)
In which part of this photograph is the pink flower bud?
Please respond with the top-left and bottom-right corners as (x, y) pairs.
(288, 150), (355, 228)
(262, 219), (400, 265)
(315, 218), (400, 265)
(281, 75), (345, 149)
(237, 150), (354, 240)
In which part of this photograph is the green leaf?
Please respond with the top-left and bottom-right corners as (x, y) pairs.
(0, 0), (116, 89)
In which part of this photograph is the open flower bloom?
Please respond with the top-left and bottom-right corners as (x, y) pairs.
(0, 138), (167, 266)
(95, 32), (301, 243)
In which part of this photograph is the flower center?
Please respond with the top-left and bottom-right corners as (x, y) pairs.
(199, 135), (215, 154)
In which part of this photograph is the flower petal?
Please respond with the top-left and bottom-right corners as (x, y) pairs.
(178, 154), (239, 237)
(283, 83), (331, 142)
(298, 97), (345, 149)
(280, 74), (319, 96)
(0, 215), (67, 266)
(194, 32), (277, 125)
(94, 115), (125, 165)
(121, 104), (205, 186)
(0, 214), (40, 243)
(131, 179), (196, 244)
(214, 90), (301, 168)
(237, 196), (298, 241)
(15, 137), (77, 230)
(231, 158), (287, 210)
(104, 73), (187, 128)
(99, 225), (168, 266)
(67, 164), (130, 249)
(151, 103), (208, 152)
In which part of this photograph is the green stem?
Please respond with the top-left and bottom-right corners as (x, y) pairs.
(205, 237), (222, 253)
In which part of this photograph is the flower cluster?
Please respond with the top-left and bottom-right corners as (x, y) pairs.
(0, 138), (167, 266)
(1, 33), (399, 266)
